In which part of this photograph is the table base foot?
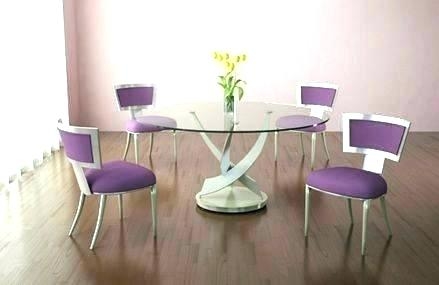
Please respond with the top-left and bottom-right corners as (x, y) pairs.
(196, 186), (268, 213)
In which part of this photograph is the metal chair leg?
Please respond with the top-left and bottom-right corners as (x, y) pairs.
(347, 198), (354, 224)
(118, 194), (123, 219)
(149, 133), (154, 157)
(311, 133), (316, 169)
(361, 200), (371, 256)
(304, 185), (311, 237)
(122, 133), (132, 160)
(90, 195), (107, 250)
(69, 193), (86, 236)
(274, 131), (278, 161)
(134, 134), (139, 164)
(380, 196), (392, 236)
(322, 132), (330, 160)
(173, 130), (177, 162)
(150, 185), (157, 237)
(299, 133), (305, 156)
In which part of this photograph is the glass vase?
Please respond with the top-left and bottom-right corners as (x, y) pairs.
(224, 95), (234, 115)
(233, 94), (239, 124)
(223, 95), (239, 124)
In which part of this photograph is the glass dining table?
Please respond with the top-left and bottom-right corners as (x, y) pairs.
(139, 102), (329, 213)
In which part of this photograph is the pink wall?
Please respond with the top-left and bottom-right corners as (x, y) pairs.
(63, 0), (80, 125)
(65, 0), (439, 131)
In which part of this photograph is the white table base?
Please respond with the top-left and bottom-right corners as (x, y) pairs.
(196, 186), (268, 213)
(192, 111), (271, 213)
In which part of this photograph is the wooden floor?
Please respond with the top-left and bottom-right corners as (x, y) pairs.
(1, 131), (439, 284)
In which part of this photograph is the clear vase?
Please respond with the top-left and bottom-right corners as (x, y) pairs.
(233, 94), (239, 124)
(224, 96), (234, 115)
(224, 95), (239, 124)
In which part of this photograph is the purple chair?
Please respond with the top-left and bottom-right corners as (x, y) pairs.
(115, 84), (177, 164)
(304, 113), (410, 255)
(57, 123), (157, 250)
(275, 83), (338, 168)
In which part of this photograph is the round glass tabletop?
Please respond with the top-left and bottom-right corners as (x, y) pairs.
(139, 102), (329, 133)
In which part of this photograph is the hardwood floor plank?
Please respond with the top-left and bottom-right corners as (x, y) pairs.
(0, 132), (438, 284)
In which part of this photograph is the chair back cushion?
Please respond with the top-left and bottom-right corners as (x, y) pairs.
(59, 131), (94, 163)
(350, 120), (406, 155)
(58, 124), (102, 168)
(301, 86), (337, 107)
(343, 113), (410, 161)
(115, 85), (154, 109)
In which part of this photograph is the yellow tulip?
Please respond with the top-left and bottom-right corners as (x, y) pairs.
(241, 54), (247, 61)
(236, 56), (241, 63)
(218, 54), (223, 61)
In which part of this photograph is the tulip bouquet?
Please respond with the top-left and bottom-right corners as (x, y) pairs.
(213, 52), (247, 113)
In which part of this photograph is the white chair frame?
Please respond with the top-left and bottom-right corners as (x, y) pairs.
(115, 83), (177, 164)
(274, 83), (338, 169)
(58, 123), (157, 250)
(304, 113), (410, 255)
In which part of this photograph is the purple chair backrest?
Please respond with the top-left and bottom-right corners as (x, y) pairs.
(349, 120), (406, 155)
(343, 113), (411, 162)
(57, 124), (102, 169)
(300, 85), (337, 108)
(115, 84), (154, 109)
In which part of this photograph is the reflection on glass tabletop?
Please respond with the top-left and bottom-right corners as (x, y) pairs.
(139, 102), (329, 133)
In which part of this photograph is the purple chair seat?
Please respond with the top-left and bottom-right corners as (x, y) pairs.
(276, 115), (326, 132)
(306, 167), (387, 199)
(126, 116), (177, 133)
(85, 161), (156, 194)
(300, 124), (326, 132)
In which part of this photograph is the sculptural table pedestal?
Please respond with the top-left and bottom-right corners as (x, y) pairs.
(192, 111), (271, 213)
